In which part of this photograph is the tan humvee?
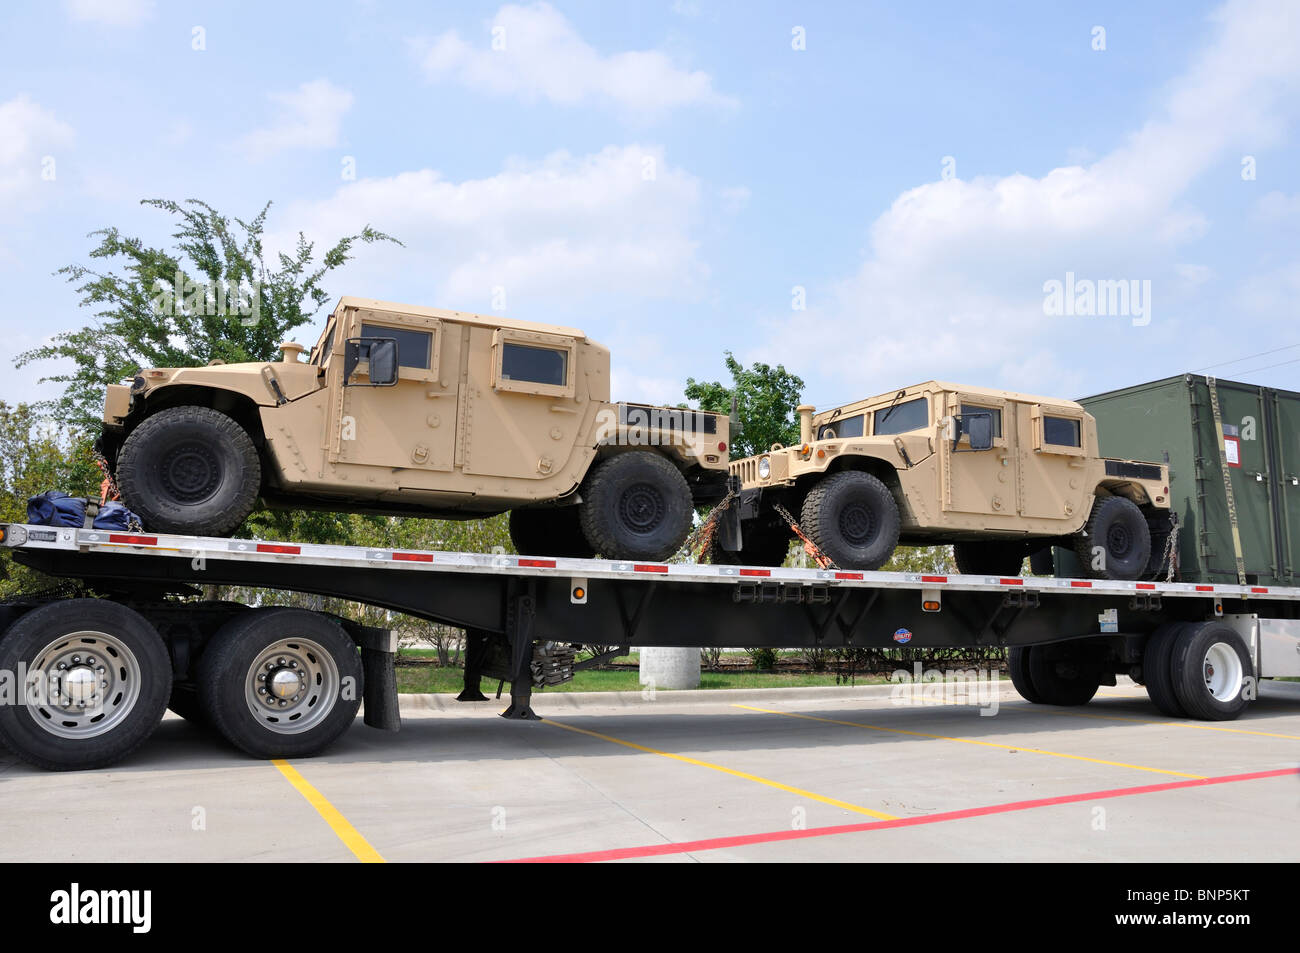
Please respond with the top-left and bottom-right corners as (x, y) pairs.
(100, 297), (731, 561)
(725, 381), (1171, 578)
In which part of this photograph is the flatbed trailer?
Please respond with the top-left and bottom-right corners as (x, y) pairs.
(1, 521), (1298, 770)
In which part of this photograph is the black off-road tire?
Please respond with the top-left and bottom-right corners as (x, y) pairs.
(1169, 621), (1254, 721)
(799, 472), (900, 570)
(1074, 496), (1151, 581)
(578, 452), (693, 561)
(198, 609), (363, 760)
(117, 405), (261, 536)
(0, 599), (171, 770)
(711, 519), (793, 568)
(1007, 646), (1045, 704)
(1027, 639), (1104, 706)
(509, 507), (596, 559)
(1143, 622), (1189, 717)
(953, 540), (1027, 576)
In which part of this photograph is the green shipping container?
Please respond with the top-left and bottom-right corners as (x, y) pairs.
(1080, 375), (1300, 587)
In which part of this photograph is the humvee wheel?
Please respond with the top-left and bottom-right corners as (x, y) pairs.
(1074, 496), (1151, 580)
(117, 406), (261, 536)
(799, 471), (900, 570)
(198, 609), (362, 759)
(579, 452), (693, 561)
(953, 540), (1026, 576)
(509, 507), (596, 559)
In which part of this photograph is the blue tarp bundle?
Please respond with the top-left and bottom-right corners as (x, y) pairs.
(26, 491), (142, 531)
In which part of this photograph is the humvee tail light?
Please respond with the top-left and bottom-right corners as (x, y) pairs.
(718, 442), (727, 453)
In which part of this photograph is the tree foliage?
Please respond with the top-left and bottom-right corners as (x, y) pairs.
(17, 198), (399, 429)
(0, 402), (100, 597)
(684, 351), (805, 460)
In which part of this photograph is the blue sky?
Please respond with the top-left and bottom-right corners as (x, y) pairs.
(1, 0), (1297, 414)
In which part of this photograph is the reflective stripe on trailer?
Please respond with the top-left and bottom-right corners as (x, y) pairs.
(6, 525), (1292, 603)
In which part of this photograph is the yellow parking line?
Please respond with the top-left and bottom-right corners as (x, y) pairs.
(273, 760), (386, 863)
(1005, 701), (1300, 740)
(733, 705), (1206, 779)
(541, 718), (899, 821)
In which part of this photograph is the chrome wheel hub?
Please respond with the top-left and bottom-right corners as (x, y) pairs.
(244, 639), (339, 734)
(25, 632), (141, 739)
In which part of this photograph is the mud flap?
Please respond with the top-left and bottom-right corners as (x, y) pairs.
(349, 623), (400, 731)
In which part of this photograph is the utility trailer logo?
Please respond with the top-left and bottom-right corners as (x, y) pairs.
(892, 628), (913, 644)
(49, 883), (151, 933)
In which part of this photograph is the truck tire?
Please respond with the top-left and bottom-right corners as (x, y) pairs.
(953, 540), (1026, 576)
(1169, 621), (1254, 721)
(117, 405), (262, 537)
(1007, 646), (1045, 703)
(800, 472), (900, 570)
(509, 507), (595, 559)
(198, 609), (363, 759)
(1074, 496), (1150, 581)
(712, 520), (792, 567)
(578, 452), (693, 561)
(1027, 639), (1103, 706)
(1142, 622), (1188, 717)
(0, 599), (171, 770)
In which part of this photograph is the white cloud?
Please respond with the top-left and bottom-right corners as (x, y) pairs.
(65, 0), (154, 27)
(0, 95), (75, 209)
(755, 0), (1300, 400)
(416, 2), (735, 117)
(1255, 189), (1300, 222)
(239, 79), (354, 159)
(276, 144), (706, 310)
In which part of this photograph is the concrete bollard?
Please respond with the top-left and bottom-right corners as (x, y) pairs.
(639, 646), (701, 691)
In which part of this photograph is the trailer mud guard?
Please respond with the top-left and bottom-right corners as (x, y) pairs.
(348, 623), (400, 732)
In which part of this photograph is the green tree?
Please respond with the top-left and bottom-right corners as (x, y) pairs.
(0, 402), (101, 597)
(684, 351), (805, 460)
(17, 198), (399, 429)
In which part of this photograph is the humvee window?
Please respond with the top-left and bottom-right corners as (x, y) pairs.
(874, 397), (928, 435)
(818, 414), (864, 440)
(1044, 415), (1081, 447)
(502, 343), (567, 387)
(960, 404), (1002, 437)
(360, 323), (432, 369)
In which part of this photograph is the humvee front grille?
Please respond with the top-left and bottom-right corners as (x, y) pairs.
(731, 458), (758, 483)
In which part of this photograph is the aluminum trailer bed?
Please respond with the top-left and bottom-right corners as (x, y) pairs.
(1, 522), (1298, 770)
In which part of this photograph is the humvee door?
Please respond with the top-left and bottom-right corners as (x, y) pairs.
(330, 308), (459, 473)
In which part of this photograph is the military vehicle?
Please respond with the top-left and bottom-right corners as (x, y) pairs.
(726, 381), (1171, 579)
(98, 297), (731, 562)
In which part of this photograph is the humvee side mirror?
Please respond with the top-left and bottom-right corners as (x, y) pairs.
(343, 337), (399, 387)
(955, 412), (994, 452)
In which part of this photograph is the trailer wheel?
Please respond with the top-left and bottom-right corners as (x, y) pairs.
(1074, 496), (1151, 581)
(1027, 640), (1103, 706)
(953, 540), (1026, 576)
(198, 609), (363, 759)
(579, 452), (693, 561)
(0, 599), (171, 770)
(1141, 622), (1188, 717)
(1006, 646), (1045, 703)
(711, 520), (792, 567)
(509, 506), (595, 559)
(800, 472), (900, 570)
(1169, 621), (1254, 721)
(117, 405), (262, 536)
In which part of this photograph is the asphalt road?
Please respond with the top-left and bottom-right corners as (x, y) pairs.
(2, 680), (1297, 863)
